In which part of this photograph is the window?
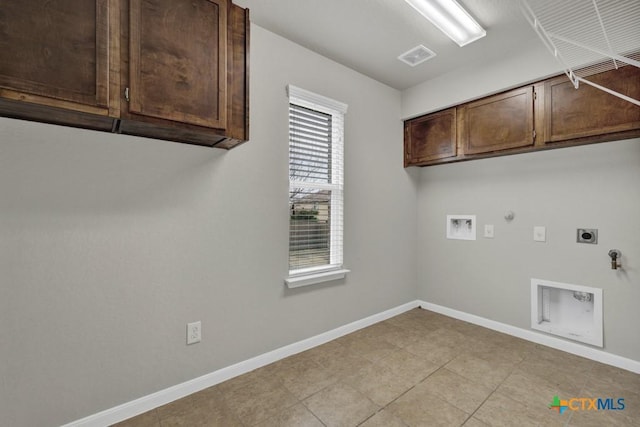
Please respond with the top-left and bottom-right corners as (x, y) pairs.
(286, 85), (349, 288)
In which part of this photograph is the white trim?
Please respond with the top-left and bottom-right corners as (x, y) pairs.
(417, 300), (640, 374)
(287, 85), (346, 277)
(61, 301), (419, 427)
(285, 268), (350, 288)
(530, 278), (603, 347)
(61, 299), (640, 426)
(287, 85), (348, 114)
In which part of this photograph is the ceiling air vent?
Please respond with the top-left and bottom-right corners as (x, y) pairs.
(398, 45), (436, 67)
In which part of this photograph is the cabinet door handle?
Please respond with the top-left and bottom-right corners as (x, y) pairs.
(124, 87), (130, 102)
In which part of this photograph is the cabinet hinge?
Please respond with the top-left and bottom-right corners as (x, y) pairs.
(533, 90), (537, 101)
(124, 87), (130, 102)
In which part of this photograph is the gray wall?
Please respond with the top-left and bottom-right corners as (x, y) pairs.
(416, 139), (640, 361)
(0, 25), (417, 427)
(403, 34), (640, 364)
(401, 37), (562, 119)
(3, 16), (638, 427)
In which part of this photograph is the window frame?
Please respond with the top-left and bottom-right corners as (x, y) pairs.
(285, 85), (349, 288)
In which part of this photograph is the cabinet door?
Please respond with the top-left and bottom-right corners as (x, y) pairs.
(460, 86), (534, 155)
(545, 67), (640, 143)
(404, 108), (457, 166)
(0, 0), (109, 111)
(128, 0), (227, 129)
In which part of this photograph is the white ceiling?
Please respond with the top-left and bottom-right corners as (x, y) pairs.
(233, 0), (541, 90)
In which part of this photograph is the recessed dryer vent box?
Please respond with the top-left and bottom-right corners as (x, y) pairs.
(531, 278), (603, 347)
(577, 228), (598, 244)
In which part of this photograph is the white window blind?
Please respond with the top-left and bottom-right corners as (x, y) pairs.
(287, 85), (347, 278)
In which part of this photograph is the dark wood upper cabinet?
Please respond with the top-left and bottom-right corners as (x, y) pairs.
(0, 0), (249, 148)
(459, 86), (535, 155)
(404, 108), (456, 166)
(128, 0), (227, 129)
(0, 0), (110, 116)
(544, 66), (640, 143)
(404, 66), (640, 167)
(220, 3), (250, 146)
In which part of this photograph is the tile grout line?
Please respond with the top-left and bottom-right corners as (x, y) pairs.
(355, 357), (450, 426)
(458, 356), (523, 426)
(460, 389), (495, 426)
(307, 319), (440, 426)
(375, 362), (457, 425)
(562, 360), (596, 427)
(356, 318), (519, 426)
(299, 399), (327, 427)
(140, 309), (637, 427)
(455, 346), (533, 426)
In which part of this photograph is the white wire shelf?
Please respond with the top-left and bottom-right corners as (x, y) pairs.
(520, 0), (640, 106)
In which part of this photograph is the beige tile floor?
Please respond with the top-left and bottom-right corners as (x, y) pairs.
(113, 308), (640, 427)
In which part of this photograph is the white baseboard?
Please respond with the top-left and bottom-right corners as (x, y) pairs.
(62, 300), (420, 427)
(417, 300), (640, 374)
(63, 299), (639, 426)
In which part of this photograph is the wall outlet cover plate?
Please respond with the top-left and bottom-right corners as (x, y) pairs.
(533, 226), (546, 242)
(187, 321), (202, 345)
(484, 224), (494, 238)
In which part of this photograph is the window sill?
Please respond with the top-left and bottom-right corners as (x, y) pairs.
(285, 268), (350, 288)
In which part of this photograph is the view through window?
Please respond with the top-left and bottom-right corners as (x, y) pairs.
(288, 86), (346, 275)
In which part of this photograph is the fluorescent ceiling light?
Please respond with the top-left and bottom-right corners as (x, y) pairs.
(405, 0), (486, 47)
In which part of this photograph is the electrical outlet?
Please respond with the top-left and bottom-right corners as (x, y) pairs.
(187, 321), (201, 345)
